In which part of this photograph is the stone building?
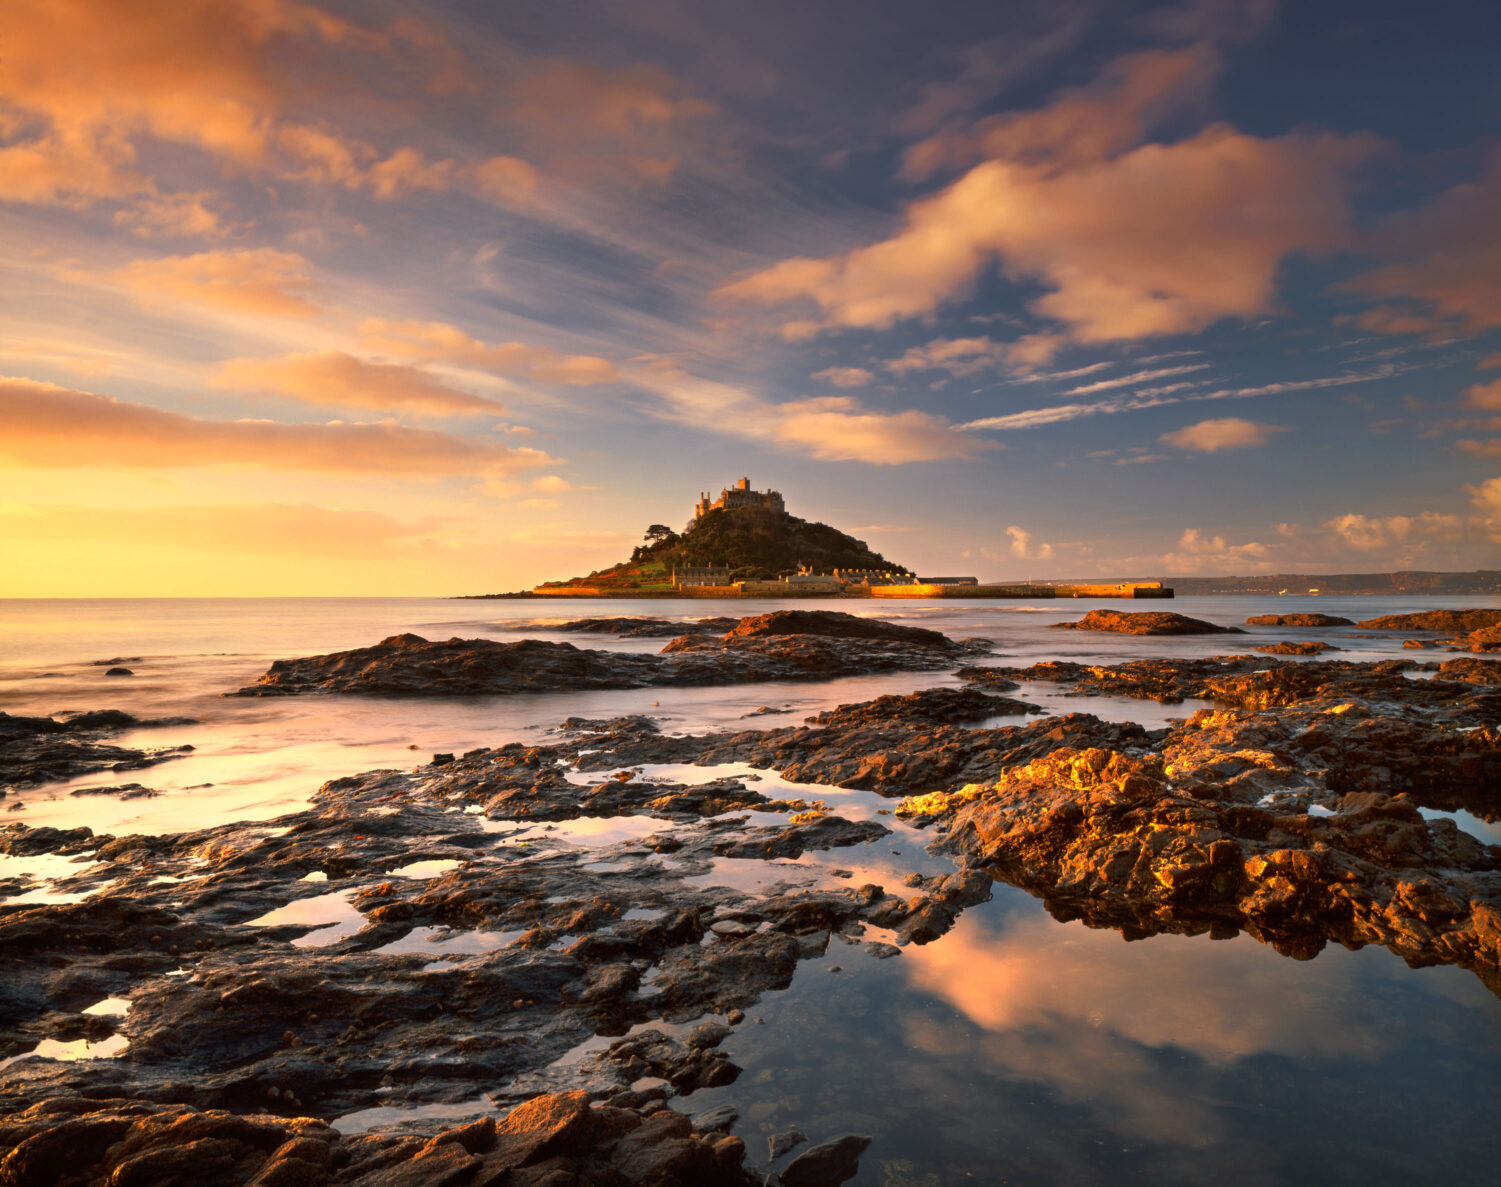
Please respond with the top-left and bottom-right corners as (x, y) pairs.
(687, 477), (785, 530)
(671, 565), (732, 588)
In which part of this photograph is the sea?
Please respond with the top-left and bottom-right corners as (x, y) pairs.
(2, 594), (1499, 1184)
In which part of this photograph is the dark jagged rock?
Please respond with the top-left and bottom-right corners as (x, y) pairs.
(1, 711), (195, 792)
(1245, 613), (1354, 627)
(1051, 610), (1243, 635)
(807, 686), (1038, 729)
(232, 614), (988, 698)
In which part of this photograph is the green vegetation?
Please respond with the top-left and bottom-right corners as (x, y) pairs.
(538, 505), (907, 589)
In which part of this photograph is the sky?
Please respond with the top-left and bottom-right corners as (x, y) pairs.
(2, 0), (1500, 596)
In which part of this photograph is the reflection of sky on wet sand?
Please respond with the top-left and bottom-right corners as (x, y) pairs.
(688, 886), (1501, 1185)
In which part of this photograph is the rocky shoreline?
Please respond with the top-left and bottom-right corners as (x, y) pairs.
(2, 609), (1499, 1184)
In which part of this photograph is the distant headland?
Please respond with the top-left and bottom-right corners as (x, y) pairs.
(463, 477), (1171, 600)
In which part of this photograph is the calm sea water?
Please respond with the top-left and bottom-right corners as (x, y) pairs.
(2, 595), (1498, 1183)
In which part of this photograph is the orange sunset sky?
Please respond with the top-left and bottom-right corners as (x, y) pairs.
(2, 0), (1499, 595)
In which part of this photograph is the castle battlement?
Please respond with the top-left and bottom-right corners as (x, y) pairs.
(687, 476), (785, 530)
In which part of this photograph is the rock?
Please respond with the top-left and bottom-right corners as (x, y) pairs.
(233, 613), (986, 698)
(691, 1104), (739, 1134)
(808, 686), (1037, 729)
(769, 1128), (808, 1160)
(1438, 658), (1501, 685)
(1244, 613), (1354, 627)
(555, 616), (739, 638)
(104, 667), (135, 677)
(1252, 641), (1339, 656)
(1050, 610), (1242, 635)
(1, 710), (193, 791)
(1356, 609), (1501, 632)
(780, 1134), (872, 1186)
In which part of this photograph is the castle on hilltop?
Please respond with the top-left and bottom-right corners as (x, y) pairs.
(687, 476), (785, 531)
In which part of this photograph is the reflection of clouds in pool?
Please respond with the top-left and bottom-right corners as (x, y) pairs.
(904, 911), (1395, 1066)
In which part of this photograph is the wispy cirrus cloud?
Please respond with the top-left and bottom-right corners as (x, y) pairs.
(959, 366), (1406, 432)
(359, 320), (619, 386)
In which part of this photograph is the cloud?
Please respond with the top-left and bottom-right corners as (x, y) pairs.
(772, 397), (986, 464)
(886, 334), (1065, 379)
(108, 249), (319, 318)
(530, 475), (574, 492)
(1324, 511), (1462, 552)
(1465, 378), (1501, 411)
(723, 124), (1371, 344)
(812, 366), (874, 388)
(1159, 527), (1271, 573)
(510, 61), (717, 184)
(0, 376), (553, 477)
(470, 155), (542, 207)
(1345, 149), (1501, 333)
(633, 364), (984, 465)
(1161, 417), (1282, 452)
(1005, 525), (1053, 561)
(1468, 476), (1501, 542)
(901, 45), (1219, 180)
(1456, 439), (1501, 458)
(359, 320), (619, 385)
(1064, 363), (1209, 394)
(959, 366), (1402, 432)
(0, 502), (446, 558)
(216, 351), (502, 416)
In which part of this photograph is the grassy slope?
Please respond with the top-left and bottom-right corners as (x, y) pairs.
(539, 506), (907, 587)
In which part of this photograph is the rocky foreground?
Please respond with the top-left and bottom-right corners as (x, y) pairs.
(2, 628), (1499, 1184)
(232, 611), (991, 698)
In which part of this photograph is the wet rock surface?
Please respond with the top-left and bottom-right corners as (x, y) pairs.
(232, 612), (991, 698)
(1, 710), (195, 793)
(1050, 610), (1243, 635)
(0, 1090), (756, 1186)
(5, 652), (1501, 1181)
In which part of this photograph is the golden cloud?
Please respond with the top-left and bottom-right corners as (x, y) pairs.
(771, 397), (986, 464)
(0, 376), (553, 476)
(216, 351), (502, 416)
(721, 124), (1372, 343)
(1161, 417), (1283, 452)
(1466, 378), (1501, 411)
(1346, 150), (1501, 333)
(902, 45), (1218, 180)
(109, 249), (319, 318)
